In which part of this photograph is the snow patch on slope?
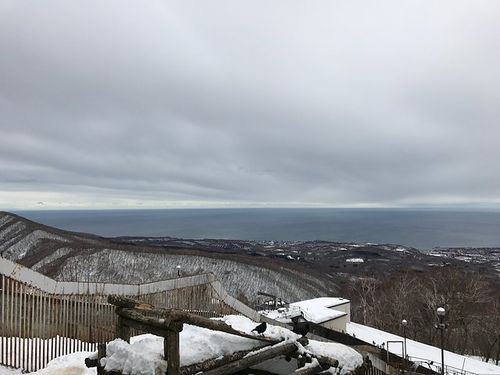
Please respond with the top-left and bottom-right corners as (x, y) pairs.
(2, 230), (68, 260)
(54, 249), (329, 303)
(0, 221), (26, 253)
(32, 247), (75, 271)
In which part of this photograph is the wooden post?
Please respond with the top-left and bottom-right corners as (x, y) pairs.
(97, 343), (106, 375)
(165, 323), (183, 375)
(117, 315), (131, 343)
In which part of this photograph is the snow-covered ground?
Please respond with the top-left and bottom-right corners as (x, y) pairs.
(347, 322), (500, 374)
(29, 352), (95, 375)
(0, 336), (96, 373)
(1, 316), (362, 375)
(0, 366), (23, 375)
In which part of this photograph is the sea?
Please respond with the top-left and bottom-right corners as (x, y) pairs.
(12, 208), (500, 251)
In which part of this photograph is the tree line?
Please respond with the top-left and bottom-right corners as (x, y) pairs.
(345, 267), (500, 364)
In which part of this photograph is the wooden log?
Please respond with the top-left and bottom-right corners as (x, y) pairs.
(180, 347), (270, 375)
(115, 306), (277, 344)
(314, 355), (339, 369)
(290, 352), (338, 370)
(119, 316), (171, 338)
(108, 295), (154, 310)
(116, 307), (175, 329)
(200, 339), (306, 375)
(290, 360), (325, 375)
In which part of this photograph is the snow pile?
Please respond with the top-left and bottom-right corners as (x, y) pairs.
(306, 341), (362, 374)
(101, 316), (273, 373)
(182, 317), (271, 365)
(4, 315), (361, 375)
(102, 337), (167, 375)
(31, 352), (96, 374)
(97, 315), (361, 375)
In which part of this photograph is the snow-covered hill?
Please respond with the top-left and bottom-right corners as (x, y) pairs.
(0, 212), (333, 303)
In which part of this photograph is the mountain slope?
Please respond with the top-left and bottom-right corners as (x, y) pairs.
(0, 211), (334, 303)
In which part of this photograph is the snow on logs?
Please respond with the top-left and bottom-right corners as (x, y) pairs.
(87, 295), (341, 375)
(200, 338), (310, 375)
(108, 295), (278, 343)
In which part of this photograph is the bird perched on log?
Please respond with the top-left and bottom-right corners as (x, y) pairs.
(292, 322), (310, 337)
(251, 322), (267, 334)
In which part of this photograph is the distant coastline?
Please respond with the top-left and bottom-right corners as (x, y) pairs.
(11, 208), (500, 250)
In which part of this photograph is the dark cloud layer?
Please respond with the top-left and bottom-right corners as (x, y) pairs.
(1, 1), (500, 208)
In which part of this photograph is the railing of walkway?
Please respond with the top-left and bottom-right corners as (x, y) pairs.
(0, 256), (258, 372)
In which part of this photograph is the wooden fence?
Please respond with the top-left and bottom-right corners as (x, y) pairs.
(0, 256), (254, 372)
(0, 274), (115, 371)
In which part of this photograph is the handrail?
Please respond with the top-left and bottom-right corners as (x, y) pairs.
(0, 255), (215, 295)
(409, 355), (488, 375)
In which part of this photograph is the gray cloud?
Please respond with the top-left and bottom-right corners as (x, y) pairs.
(1, 0), (500, 209)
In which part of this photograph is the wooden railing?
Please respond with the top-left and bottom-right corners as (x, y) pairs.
(86, 296), (335, 375)
(0, 256), (256, 372)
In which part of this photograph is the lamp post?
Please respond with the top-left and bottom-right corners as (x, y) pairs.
(176, 265), (181, 277)
(436, 307), (446, 375)
(401, 319), (408, 372)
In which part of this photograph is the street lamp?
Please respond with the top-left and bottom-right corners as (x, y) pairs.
(176, 265), (181, 277)
(436, 307), (446, 375)
(401, 319), (408, 374)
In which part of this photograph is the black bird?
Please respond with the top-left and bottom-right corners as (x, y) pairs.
(251, 322), (267, 334)
(292, 322), (310, 337)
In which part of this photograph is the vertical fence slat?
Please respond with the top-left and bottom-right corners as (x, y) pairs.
(96, 295), (101, 348)
(29, 285), (34, 372)
(14, 279), (19, 369)
(20, 282), (25, 371)
(70, 295), (75, 355)
(49, 294), (56, 366)
(57, 293), (62, 359)
(41, 288), (45, 369)
(9, 277), (13, 368)
(35, 290), (43, 368)
(1, 274), (4, 367)
(44, 290), (48, 367)
(63, 295), (68, 357)
(76, 295), (80, 353)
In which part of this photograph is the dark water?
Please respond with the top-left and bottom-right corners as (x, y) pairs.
(12, 208), (500, 250)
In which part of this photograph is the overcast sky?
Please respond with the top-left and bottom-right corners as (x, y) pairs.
(1, 1), (500, 209)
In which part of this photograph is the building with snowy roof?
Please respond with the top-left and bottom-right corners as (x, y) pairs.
(262, 297), (351, 333)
